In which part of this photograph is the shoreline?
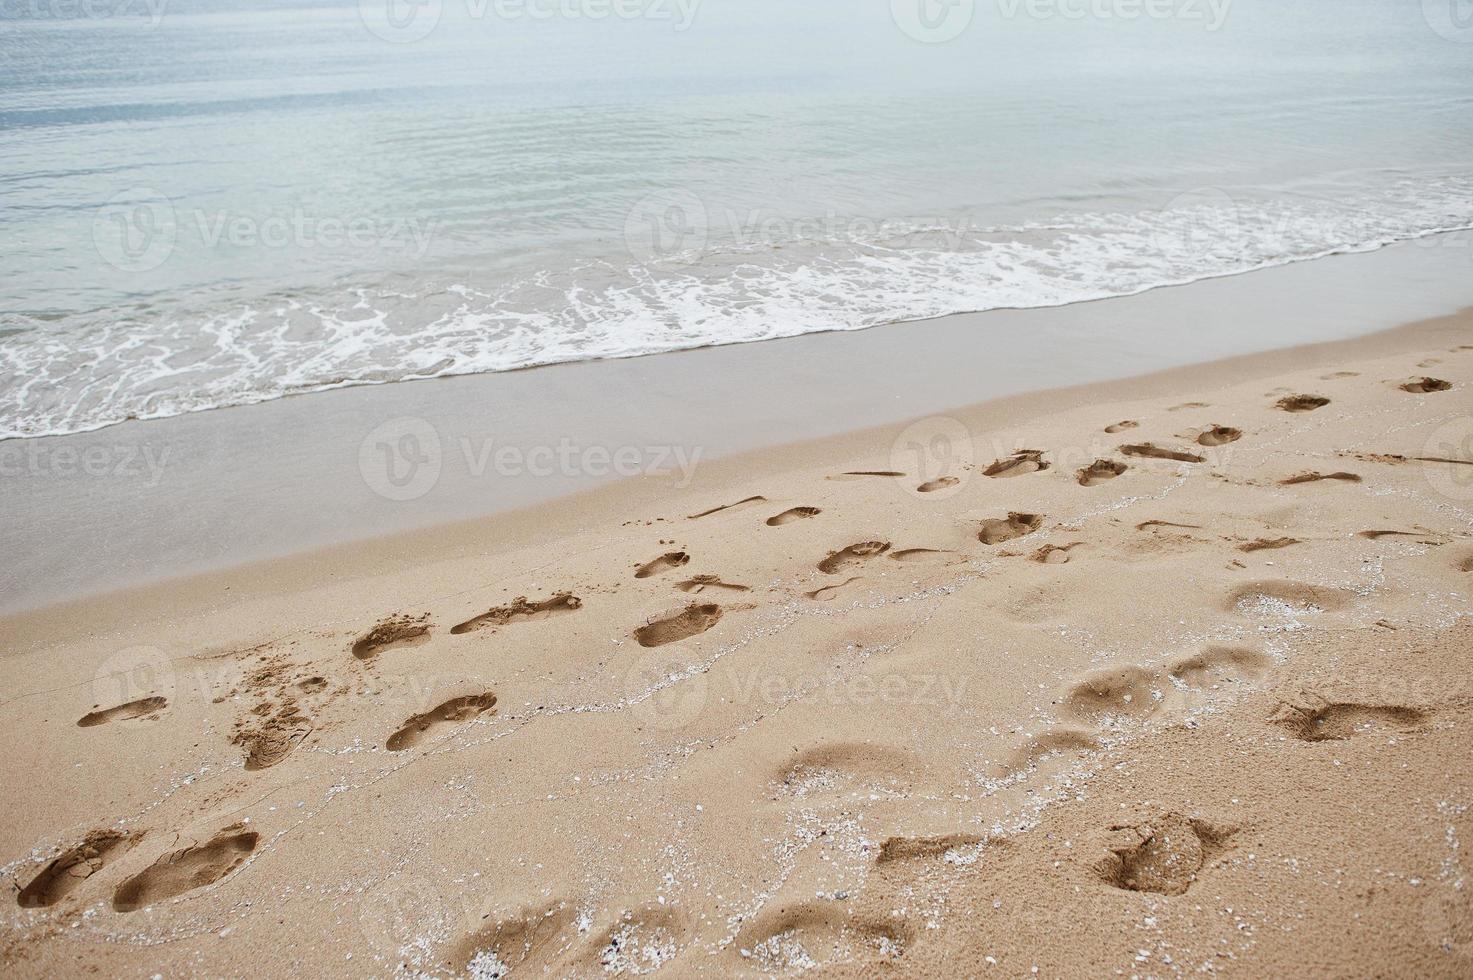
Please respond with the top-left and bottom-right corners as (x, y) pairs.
(6, 232), (1473, 615)
(1, 297), (1469, 976)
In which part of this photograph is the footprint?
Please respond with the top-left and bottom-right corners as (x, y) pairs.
(386, 692), (498, 751)
(888, 548), (955, 564)
(767, 506), (821, 526)
(1238, 536), (1298, 552)
(1276, 394), (1330, 412)
(688, 495), (766, 519)
(983, 450), (1048, 478)
(992, 728), (1099, 778)
(1077, 459), (1126, 486)
(874, 833), (988, 867)
(1401, 377), (1451, 394)
(1269, 693), (1428, 742)
(77, 696), (168, 728)
(633, 603), (723, 648)
(1321, 371), (1360, 380)
(1168, 647), (1271, 689)
(817, 541), (891, 574)
(775, 742), (920, 799)
(351, 613), (431, 659)
(1058, 665), (1162, 726)
(1197, 425), (1242, 447)
(451, 593), (581, 635)
(1225, 580), (1354, 618)
(296, 676), (329, 694)
(805, 577), (863, 602)
(1135, 520), (1202, 531)
(635, 551), (690, 579)
(1459, 554), (1473, 573)
(1104, 420), (1139, 434)
(18, 830), (136, 908)
(1279, 471), (1361, 485)
(734, 902), (910, 971)
(675, 575), (750, 594)
(1031, 542), (1082, 564)
(235, 705), (312, 770)
(978, 512), (1043, 545)
(916, 476), (960, 493)
(590, 908), (689, 976)
(452, 903), (579, 978)
(112, 827), (259, 913)
(1091, 813), (1234, 896)
(1120, 443), (1204, 463)
(1358, 528), (1432, 540)
(828, 470), (905, 480)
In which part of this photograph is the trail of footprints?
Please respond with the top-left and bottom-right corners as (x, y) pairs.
(33, 369), (1463, 942)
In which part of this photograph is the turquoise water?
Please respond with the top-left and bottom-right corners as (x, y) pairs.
(2, 0), (1472, 437)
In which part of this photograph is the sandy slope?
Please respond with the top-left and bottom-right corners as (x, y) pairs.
(2, 315), (1472, 978)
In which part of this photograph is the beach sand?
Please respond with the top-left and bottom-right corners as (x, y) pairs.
(2, 310), (1472, 977)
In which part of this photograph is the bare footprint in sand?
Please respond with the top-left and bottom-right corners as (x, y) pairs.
(1276, 394), (1330, 412)
(18, 830), (136, 908)
(978, 512), (1043, 545)
(1197, 425), (1242, 447)
(352, 613), (431, 659)
(1120, 443), (1204, 463)
(634, 603), (723, 647)
(112, 828), (258, 912)
(1168, 646), (1271, 689)
(1077, 459), (1126, 486)
(1279, 471), (1361, 485)
(1269, 693), (1429, 742)
(817, 541), (891, 574)
(688, 495), (766, 519)
(1031, 543), (1082, 564)
(766, 506), (820, 526)
(917, 476), (960, 493)
(635, 551), (689, 579)
(386, 692), (498, 751)
(451, 593), (581, 635)
(77, 696), (168, 728)
(1091, 812), (1234, 896)
(1226, 580), (1354, 618)
(983, 450), (1048, 478)
(827, 470), (905, 481)
(1401, 377), (1451, 394)
(805, 577), (864, 601)
(1058, 665), (1162, 726)
(675, 575), (750, 594)
(1238, 536), (1299, 552)
(888, 548), (955, 564)
(1104, 420), (1139, 434)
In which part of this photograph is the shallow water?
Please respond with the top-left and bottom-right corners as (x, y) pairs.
(2, 0), (1472, 438)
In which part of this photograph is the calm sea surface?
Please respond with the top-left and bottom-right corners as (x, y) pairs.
(2, 0), (1472, 438)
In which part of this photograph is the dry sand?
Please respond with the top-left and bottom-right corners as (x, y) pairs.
(3, 311), (1473, 977)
